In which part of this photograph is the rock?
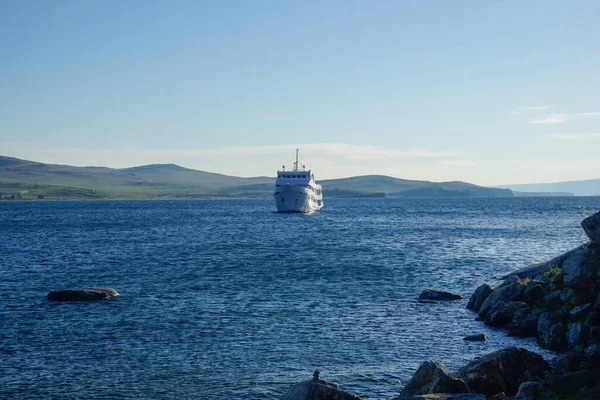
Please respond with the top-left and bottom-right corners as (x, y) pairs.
(488, 394), (507, 400)
(585, 311), (600, 326)
(562, 245), (600, 289)
(572, 383), (600, 400)
(537, 312), (567, 350)
(485, 301), (529, 327)
(524, 284), (546, 304)
(549, 368), (600, 396)
(280, 373), (361, 400)
(47, 287), (119, 301)
(514, 382), (558, 400)
(543, 290), (563, 308)
(467, 284), (492, 311)
(479, 283), (526, 318)
(400, 360), (470, 396)
(552, 353), (587, 374)
(589, 326), (600, 343)
(500, 244), (588, 280)
(567, 322), (588, 350)
(595, 292), (600, 312)
(419, 289), (462, 301)
(463, 333), (486, 342)
(456, 347), (549, 397)
(570, 303), (593, 321)
(392, 394), (486, 400)
(508, 307), (543, 337)
(581, 211), (600, 243)
(584, 344), (600, 357)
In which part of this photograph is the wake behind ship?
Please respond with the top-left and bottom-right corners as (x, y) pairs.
(274, 150), (323, 213)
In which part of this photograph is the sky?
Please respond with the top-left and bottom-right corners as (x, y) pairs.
(1, 1), (599, 185)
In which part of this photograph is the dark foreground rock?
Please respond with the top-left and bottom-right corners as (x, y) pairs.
(280, 372), (360, 400)
(581, 211), (600, 243)
(514, 382), (558, 400)
(47, 287), (119, 301)
(400, 360), (469, 396)
(466, 284), (492, 311)
(392, 394), (485, 400)
(419, 289), (462, 301)
(455, 347), (549, 397)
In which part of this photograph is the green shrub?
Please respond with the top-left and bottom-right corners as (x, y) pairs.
(545, 265), (561, 280)
(517, 277), (531, 285)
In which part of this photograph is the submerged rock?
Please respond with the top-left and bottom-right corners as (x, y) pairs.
(419, 289), (463, 301)
(466, 284), (492, 311)
(280, 371), (361, 400)
(581, 211), (600, 243)
(47, 287), (119, 301)
(456, 347), (548, 397)
(463, 333), (486, 342)
(400, 360), (469, 396)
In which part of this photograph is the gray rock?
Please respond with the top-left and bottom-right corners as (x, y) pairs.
(543, 290), (563, 308)
(567, 322), (588, 350)
(479, 283), (526, 318)
(584, 344), (600, 358)
(500, 244), (588, 280)
(280, 374), (360, 400)
(524, 284), (546, 304)
(549, 368), (600, 396)
(419, 289), (463, 301)
(463, 333), (486, 342)
(392, 395), (486, 400)
(400, 360), (470, 396)
(585, 311), (600, 326)
(456, 347), (549, 397)
(570, 303), (593, 321)
(467, 284), (493, 311)
(508, 307), (543, 337)
(537, 312), (567, 350)
(485, 301), (529, 327)
(514, 382), (558, 400)
(47, 287), (119, 301)
(581, 211), (600, 243)
(562, 245), (600, 289)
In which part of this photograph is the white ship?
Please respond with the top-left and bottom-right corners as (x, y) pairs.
(274, 150), (323, 213)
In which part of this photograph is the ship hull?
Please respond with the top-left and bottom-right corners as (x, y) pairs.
(274, 186), (323, 213)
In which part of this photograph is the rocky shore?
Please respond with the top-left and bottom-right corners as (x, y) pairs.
(280, 211), (600, 400)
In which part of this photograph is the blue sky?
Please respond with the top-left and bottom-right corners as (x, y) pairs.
(1, 1), (599, 184)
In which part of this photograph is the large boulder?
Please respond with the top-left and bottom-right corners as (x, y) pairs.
(562, 245), (600, 289)
(500, 244), (588, 280)
(280, 372), (360, 400)
(485, 301), (529, 327)
(467, 284), (493, 311)
(537, 312), (567, 350)
(420, 289), (463, 301)
(570, 303), (593, 321)
(479, 283), (526, 318)
(567, 322), (588, 351)
(548, 368), (600, 397)
(581, 211), (600, 243)
(456, 347), (549, 397)
(47, 287), (119, 301)
(514, 382), (558, 400)
(508, 307), (543, 337)
(392, 395), (486, 400)
(523, 284), (546, 305)
(400, 360), (470, 396)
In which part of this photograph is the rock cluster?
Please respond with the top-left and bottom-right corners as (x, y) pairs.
(279, 372), (361, 400)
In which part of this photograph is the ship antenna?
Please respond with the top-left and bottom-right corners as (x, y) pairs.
(294, 148), (299, 171)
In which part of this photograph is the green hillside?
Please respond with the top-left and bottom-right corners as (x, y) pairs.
(0, 155), (512, 199)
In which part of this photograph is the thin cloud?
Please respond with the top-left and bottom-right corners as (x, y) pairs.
(438, 160), (480, 167)
(529, 111), (600, 124)
(529, 113), (571, 124)
(551, 133), (600, 140)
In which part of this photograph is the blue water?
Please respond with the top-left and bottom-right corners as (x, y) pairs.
(1, 197), (597, 399)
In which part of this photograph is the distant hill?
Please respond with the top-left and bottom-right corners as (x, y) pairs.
(500, 179), (600, 196)
(0, 155), (512, 199)
(511, 191), (574, 197)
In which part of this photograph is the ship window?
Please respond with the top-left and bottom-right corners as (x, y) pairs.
(287, 175), (291, 178)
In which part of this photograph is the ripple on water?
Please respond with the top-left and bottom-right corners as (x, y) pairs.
(0, 197), (593, 399)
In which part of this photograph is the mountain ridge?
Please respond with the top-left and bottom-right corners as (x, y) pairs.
(0, 155), (512, 199)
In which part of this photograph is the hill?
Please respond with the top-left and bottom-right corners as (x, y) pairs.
(0, 155), (512, 199)
(500, 179), (600, 196)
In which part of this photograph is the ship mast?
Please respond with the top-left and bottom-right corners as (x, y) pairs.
(293, 148), (299, 171)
